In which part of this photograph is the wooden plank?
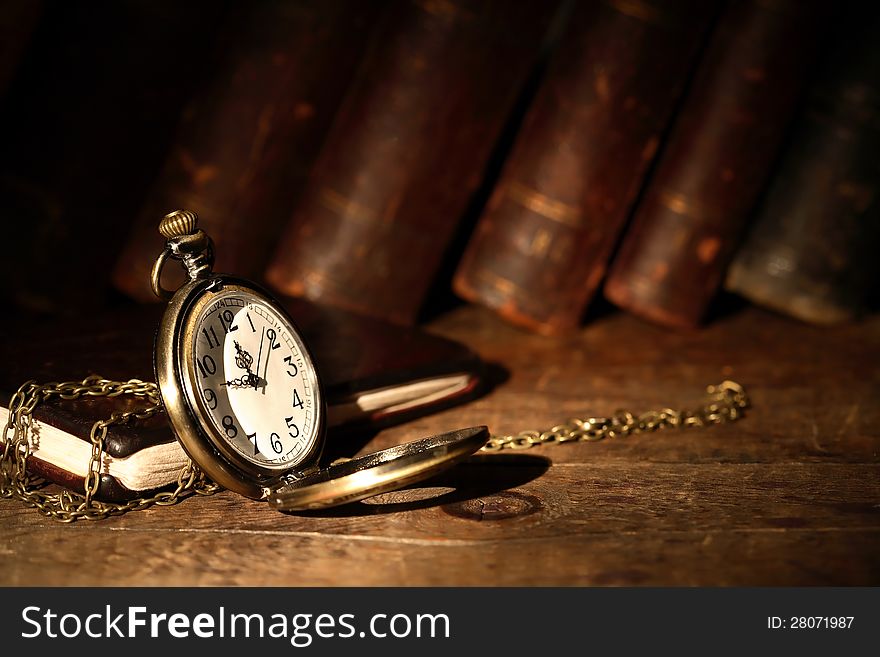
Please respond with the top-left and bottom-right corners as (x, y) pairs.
(369, 305), (880, 464)
(2, 520), (877, 586)
(2, 462), (878, 585)
(1, 305), (878, 585)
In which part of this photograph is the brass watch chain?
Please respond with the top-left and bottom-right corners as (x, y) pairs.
(1, 376), (749, 522)
(1, 376), (220, 523)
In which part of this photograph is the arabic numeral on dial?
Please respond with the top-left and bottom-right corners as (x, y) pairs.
(196, 354), (217, 379)
(202, 325), (220, 349)
(292, 389), (304, 409)
(203, 388), (218, 410)
(267, 328), (280, 350)
(247, 432), (259, 455)
(222, 415), (238, 438)
(270, 432), (283, 454)
(283, 355), (298, 377)
(219, 309), (238, 334)
(285, 416), (299, 439)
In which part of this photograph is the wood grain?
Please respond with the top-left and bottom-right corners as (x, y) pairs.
(1, 305), (878, 585)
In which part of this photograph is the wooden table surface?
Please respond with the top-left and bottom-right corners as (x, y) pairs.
(2, 304), (878, 586)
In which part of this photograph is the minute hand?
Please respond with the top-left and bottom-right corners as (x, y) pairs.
(253, 327), (265, 390)
(260, 329), (276, 395)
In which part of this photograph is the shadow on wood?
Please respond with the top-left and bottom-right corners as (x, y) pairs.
(285, 453), (550, 518)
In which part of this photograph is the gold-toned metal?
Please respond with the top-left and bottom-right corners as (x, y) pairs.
(159, 209), (199, 239)
(268, 427), (489, 511)
(480, 380), (749, 451)
(0, 376), (219, 522)
(151, 210), (215, 300)
(154, 277), (325, 499)
(150, 247), (176, 301)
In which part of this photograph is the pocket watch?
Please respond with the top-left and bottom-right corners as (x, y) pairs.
(0, 207), (749, 522)
(150, 210), (488, 511)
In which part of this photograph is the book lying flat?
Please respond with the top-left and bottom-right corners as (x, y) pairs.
(0, 297), (485, 500)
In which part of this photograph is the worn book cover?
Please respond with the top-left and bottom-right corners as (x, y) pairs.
(111, 0), (382, 303)
(453, 0), (717, 335)
(603, 0), (831, 329)
(725, 6), (880, 324)
(264, 0), (559, 326)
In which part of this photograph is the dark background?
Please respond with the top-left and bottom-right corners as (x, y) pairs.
(0, 0), (877, 331)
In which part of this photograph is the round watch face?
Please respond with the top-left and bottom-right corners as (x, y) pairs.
(185, 284), (322, 472)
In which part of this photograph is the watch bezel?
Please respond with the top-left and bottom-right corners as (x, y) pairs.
(154, 274), (326, 499)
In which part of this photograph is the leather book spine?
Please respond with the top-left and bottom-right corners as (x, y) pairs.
(452, 0), (718, 335)
(111, 0), (382, 303)
(725, 7), (880, 325)
(603, 0), (832, 329)
(0, 1), (222, 314)
(265, 0), (559, 326)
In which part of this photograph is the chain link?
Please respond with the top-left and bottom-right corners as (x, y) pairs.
(1, 375), (749, 521)
(481, 380), (749, 451)
(1, 375), (219, 523)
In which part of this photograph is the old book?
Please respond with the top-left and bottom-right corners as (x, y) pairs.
(111, 0), (382, 303)
(452, 0), (718, 335)
(603, 0), (831, 329)
(725, 7), (880, 325)
(0, 298), (485, 501)
(0, 1), (222, 314)
(264, 0), (560, 326)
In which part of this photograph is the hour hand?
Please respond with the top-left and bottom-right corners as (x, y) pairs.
(230, 341), (263, 388)
(221, 373), (265, 389)
(233, 341), (255, 373)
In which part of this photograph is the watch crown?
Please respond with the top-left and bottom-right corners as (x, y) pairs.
(159, 209), (199, 239)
